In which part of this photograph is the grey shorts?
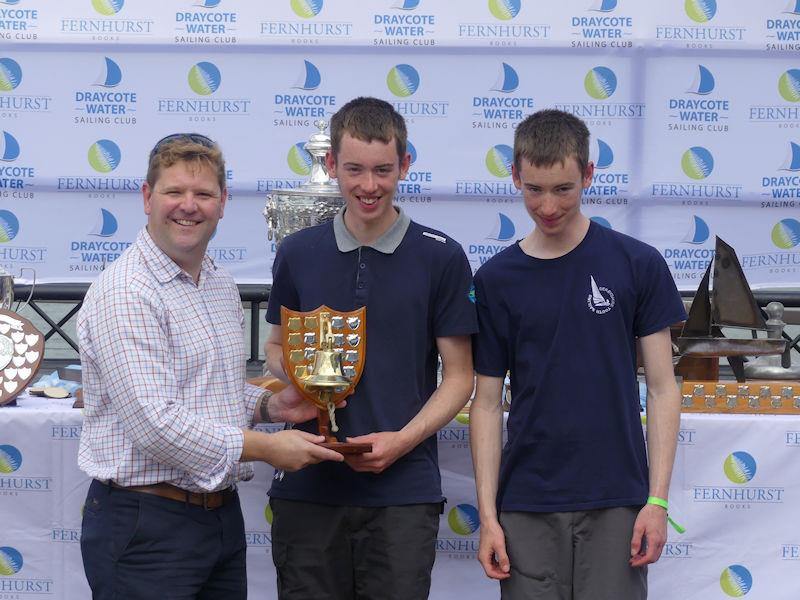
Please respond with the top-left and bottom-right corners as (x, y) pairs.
(270, 498), (442, 600)
(499, 506), (647, 600)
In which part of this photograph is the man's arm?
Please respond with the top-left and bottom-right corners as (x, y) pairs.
(630, 327), (681, 567)
(345, 335), (474, 473)
(470, 373), (511, 580)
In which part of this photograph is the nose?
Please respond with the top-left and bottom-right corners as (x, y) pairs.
(179, 193), (199, 212)
(360, 171), (378, 193)
(538, 194), (559, 217)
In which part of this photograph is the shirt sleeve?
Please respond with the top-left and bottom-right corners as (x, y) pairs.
(432, 245), (478, 338)
(83, 281), (244, 490)
(634, 248), (688, 338)
(472, 267), (510, 378)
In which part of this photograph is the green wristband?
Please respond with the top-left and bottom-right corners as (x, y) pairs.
(647, 496), (686, 534)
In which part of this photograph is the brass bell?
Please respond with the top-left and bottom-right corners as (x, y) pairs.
(303, 348), (351, 394)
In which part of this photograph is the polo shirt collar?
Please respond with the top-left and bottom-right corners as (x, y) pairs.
(333, 206), (410, 254)
(137, 227), (216, 284)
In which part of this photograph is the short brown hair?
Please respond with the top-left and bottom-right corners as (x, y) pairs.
(329, 97), (407, 163)
(146, 134), (226, 191)
(514, 109), (590, 175)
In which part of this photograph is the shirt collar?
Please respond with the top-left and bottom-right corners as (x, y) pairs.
(137, 228), (217, 284)
(333, 206), (410, 254)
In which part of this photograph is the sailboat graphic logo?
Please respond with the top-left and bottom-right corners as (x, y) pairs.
(587, 275), (615, 314)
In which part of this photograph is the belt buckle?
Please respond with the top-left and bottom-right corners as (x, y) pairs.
(202, 492), (213, 511)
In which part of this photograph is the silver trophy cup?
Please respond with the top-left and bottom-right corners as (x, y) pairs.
(264, 120), (343, 246)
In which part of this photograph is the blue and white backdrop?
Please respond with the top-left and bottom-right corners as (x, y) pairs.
(2, 0), (800, 289)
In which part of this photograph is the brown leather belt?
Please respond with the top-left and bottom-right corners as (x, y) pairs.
(108, 481), (235, 510)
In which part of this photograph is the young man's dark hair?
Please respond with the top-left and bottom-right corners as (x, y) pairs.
(329, 96), (407, 163)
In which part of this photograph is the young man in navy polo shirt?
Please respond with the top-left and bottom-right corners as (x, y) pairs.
(264, 96), (477, 599)
(470, 109), (686, 599)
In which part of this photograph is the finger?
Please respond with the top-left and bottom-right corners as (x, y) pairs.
(310, 445), (344, 462)
(295, 431), (326, 443)
(496, 545), (511, 575)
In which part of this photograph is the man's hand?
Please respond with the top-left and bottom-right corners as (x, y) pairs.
(343, 431), (411, 473)
(629, 503), (668, 567)
(478, 518), (511, 580)
(267, 385), (346, 425)
(241, 429), (343, 471)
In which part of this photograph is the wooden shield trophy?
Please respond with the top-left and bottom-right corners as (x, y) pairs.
(0, 309), (44, 406)
(281, 305), (371, 454)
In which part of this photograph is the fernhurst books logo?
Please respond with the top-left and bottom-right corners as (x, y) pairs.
(0, 57), (21, 91)
(683, 215), (710, 244)
(490, 62), (518, 93)
(688, 64), (714, 95)
(448, 504), (480, 536)
(0, 210), (20, 243)
(681, 146), (714, 180)
(89, 208), (118, 237)
(720, 564), (753, 597)
(1, 131), (20, 161)
(387, 64), (419, 97)
(95, 57), (122, 87)
(88, 140), (121, 173)
(93, 0), (124, 16)
(778, 69), (800, 102)
(188, 61), (221, 96)
(685, 0), (716, 23)
(485, 144), (513, 178)
(293, 60), (320, 90)
(723, 451), (756, 484)
(584, 66), (616, 99)
(772, 218), (800, 249)
(287, 142), (311, 176)
(489, 0), (520, 21)
(487, 213), (515, 241)
(0, 546), (22, 575)
(0, 445), (22, 473)
(292, 0), (323, 18)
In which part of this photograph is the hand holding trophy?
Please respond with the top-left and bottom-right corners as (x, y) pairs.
(281, 305), (372, 454)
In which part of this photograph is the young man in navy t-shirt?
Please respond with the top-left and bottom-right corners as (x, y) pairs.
(264, 97), (477, 599)
(470, 109), (687, 599)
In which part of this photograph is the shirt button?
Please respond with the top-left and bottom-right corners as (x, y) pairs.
(359, 263), (366, 269)
(358, 282), (364, 289)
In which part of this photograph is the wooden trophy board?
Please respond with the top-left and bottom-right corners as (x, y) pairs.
(0, 309), (45, 406)
(681, 380), (800, 414)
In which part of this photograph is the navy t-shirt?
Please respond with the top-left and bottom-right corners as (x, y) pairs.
(473, 221), (687, 513)
(266, 219), (477, 507)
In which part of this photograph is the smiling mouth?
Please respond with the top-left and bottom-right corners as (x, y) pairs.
(358, 196), (378, 206)
(174, 219), (199, 226)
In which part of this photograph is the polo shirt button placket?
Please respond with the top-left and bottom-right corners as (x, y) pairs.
(355, 253), (367, 302)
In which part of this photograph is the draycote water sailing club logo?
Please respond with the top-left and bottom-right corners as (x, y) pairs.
(587, 275), (615, 314)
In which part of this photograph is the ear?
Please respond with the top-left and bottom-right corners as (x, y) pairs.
(325, 150), (337, 179)
(219, 187), (228, 219)
(142, 181), (153, 215)
(399, 151), (411, 180)
(511, 163), (522, 190)
(583, 162), (595, 189)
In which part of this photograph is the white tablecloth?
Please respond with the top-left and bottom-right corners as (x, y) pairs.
(1, 398), (798, 599)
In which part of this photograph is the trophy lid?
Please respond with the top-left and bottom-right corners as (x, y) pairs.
(279, 119), (341, 198)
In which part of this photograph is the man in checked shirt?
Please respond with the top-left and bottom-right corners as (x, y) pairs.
(77, 133), (343, 600)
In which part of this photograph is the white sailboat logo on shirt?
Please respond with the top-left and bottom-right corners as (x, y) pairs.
(587, 275), (615, 314)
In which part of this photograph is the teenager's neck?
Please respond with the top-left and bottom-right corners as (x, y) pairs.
(343, 207), (399, 246)
(520, 215), (591, 259)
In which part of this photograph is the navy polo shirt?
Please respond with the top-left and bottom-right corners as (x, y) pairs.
(266, 207), (477, 507)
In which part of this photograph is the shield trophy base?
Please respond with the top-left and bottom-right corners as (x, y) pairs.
(316, 408), (372, 454)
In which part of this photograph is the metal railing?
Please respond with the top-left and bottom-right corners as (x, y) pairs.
(13, 283), (271, 363)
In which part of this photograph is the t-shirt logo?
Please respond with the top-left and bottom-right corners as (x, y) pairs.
(587, 275), (615, 314)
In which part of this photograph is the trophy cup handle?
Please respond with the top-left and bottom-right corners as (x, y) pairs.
(264, 200), (277, 242)
(17, 267), (35, 310)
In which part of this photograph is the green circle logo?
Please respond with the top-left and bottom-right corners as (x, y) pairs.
(779, 69), (800, 103)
